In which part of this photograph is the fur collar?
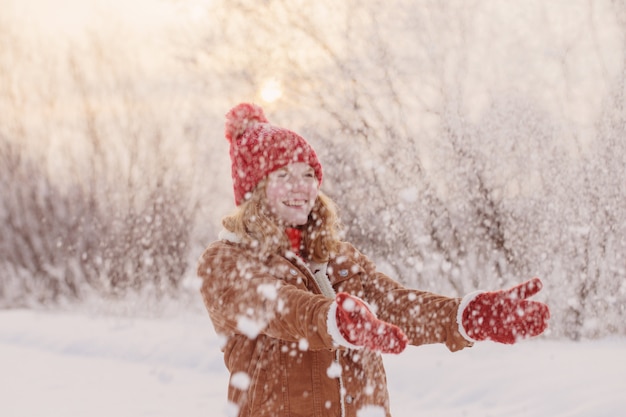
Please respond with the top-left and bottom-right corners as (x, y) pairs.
(218, 229), (241, 243)
(217, 229), (335, 299)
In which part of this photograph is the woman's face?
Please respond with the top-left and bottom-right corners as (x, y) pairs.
(265, 162), (319, 226)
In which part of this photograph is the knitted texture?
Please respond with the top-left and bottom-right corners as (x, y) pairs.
(461, 278), (550, 344)
(333, 292), (408, 354)
(225, 103), (323, 205)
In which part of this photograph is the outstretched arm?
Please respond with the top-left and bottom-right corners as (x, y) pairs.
(333, 243), (549, 351)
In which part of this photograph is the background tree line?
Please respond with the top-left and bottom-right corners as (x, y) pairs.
(1, 0), (625, 339)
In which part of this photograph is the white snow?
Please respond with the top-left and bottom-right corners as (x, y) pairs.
(298, 337), (310, 351)
(357, 405), (386, 417)
(229, 371), (251, 390)
(1, 309), (624, 417)
(256, 283), (278, 301)
(327, 361), (343, 378)
(236, 316), (265, 339)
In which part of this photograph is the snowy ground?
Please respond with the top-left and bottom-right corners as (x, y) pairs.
(1, 307), (624, 417)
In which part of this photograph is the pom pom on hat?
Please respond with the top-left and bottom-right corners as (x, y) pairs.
(225, 103), (268, 143)
(224, 103), (323, 206)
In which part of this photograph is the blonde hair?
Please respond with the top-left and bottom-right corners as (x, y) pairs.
(222, 180), (343, 263)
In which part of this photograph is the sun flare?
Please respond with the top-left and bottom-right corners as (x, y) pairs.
(260, 79), (283, 103)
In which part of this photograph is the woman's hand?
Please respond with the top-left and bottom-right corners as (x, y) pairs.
(329, 292), (408, 354)
(460, 278), (550, 344)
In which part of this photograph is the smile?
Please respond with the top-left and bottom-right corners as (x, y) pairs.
(283, 200), (307, 207)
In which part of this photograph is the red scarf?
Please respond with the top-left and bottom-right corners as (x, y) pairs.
(285, 227), (303, 256)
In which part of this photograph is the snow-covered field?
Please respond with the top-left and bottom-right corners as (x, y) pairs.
(1, 307), (624, 417)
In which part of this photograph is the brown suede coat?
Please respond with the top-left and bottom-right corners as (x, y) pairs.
(198, 238), (471, 417)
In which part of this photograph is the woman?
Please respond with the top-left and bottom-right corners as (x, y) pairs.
(198, 103), (550, 417)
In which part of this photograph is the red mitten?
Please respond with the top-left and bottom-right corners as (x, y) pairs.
(330, 292), (408, 354)
(460, 278), (550, 344)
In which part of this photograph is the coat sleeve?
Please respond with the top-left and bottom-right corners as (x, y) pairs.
(197, 242), (336, 350)
(339, 243), (472, 352)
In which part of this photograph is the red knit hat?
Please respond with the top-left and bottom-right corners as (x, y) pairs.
(225, 103), (323, 206)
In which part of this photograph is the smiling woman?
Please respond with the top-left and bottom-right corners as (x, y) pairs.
(197, 102), (550, 417)
(265, 163), (320, 227)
